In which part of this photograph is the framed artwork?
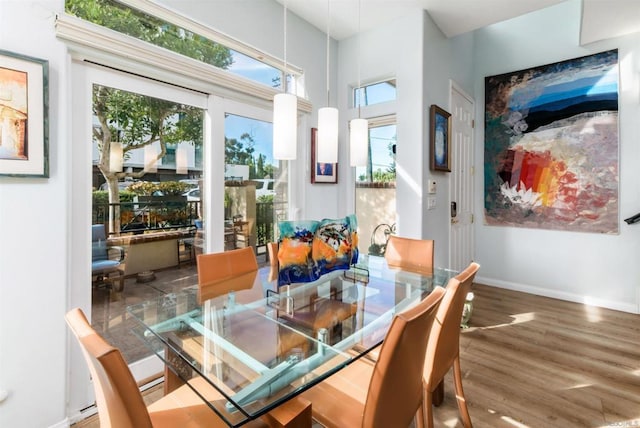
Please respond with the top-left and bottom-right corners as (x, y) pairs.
(0, 49), (49, 177)
(429, 104), (451, 172)
(484, 49), (619, 234)
(311, 127), (338, 183)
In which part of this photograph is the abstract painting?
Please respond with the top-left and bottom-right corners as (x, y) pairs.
(484, 50), (619, 233)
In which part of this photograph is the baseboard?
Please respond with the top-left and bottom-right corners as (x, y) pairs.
(48, 417), (71, 428)
(475, 275), (638, 314)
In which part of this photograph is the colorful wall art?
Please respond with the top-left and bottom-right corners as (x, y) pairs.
(277, 215), (359, 286)
(484, 50), (619, 234)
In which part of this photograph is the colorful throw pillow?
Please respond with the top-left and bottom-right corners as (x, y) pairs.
(277, 220), (319, 285)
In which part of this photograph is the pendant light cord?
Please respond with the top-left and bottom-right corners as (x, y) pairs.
(283, 0), (288, 93)
(326, 0), (331, 107)
(357, 0), (362, 119)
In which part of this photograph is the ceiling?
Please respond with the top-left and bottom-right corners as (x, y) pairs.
(276, 0), (640, 44)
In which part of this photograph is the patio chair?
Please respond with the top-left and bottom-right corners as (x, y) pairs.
(91, 224), (124, 292)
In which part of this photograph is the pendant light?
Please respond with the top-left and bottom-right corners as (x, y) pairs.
(349, 0), (368, 167)
(109, 141), (123, 172)
(317, 0), (339, 164)
(273, 0), (297, 160)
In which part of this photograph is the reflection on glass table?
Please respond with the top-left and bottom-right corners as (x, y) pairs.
(127, 256), (457, 427)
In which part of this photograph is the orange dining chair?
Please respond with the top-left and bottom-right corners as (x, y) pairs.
(267, 242), (278, 282)
(423, 262), (480, 428)
(384, 235), (434, 275)
(301, 286), (446, 428)
(64, 307), (275, 428)
(196, 247), (259, 304)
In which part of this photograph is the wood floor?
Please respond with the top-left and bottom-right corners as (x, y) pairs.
(432, 284), (640, 427)
(73, 283), (640, 428)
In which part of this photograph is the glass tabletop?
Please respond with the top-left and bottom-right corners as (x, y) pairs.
(127, 255), (457, 427)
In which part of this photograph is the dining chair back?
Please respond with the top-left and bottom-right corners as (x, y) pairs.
(65, 308), (277, 428)
(196, 247), (258, 303)
(384, 235), (434, 275)
(302, 286), (446, 428)
(423, 261), (480, 428)
(267, 242), (278, 282)
(66, 307), (152, 428)
(267, 242), (278, 267)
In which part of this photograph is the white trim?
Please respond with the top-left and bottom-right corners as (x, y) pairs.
(55, 13), (312, 113)
(47, 418), (71, 428)
(477, 276), (639, 314)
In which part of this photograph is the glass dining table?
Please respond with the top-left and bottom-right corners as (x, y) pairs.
(127, 255), (457, 427)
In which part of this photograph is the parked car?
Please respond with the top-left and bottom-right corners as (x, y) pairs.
(183, 187), (200, 201)
(98, 180), (136, 191)
(255, 179), (275, 198)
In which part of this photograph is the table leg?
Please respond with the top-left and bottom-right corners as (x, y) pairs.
(163, 343), (190, 395)
(260, 397), (312, 428)
(432, 379), (445, 406)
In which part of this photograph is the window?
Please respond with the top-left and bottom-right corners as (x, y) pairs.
(65, 0), (289, 89)
(355, 123), (396, 184)
(354, 79), (397, 108)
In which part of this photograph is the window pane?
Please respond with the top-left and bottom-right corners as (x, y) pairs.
(224, 114), (287, 255)
(355, 122), (396, 258)
(355, 124), (396, 183)
(66, 0), (284, 89)
(354, 79), (397, 107)
(91, 83), (205, 365)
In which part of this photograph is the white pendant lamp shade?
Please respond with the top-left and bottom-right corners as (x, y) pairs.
(109, 141), (123, 172)
(349, 118), (368, 167)
(176, 145), (188, 174)
(273, 92), (298, 160)
(317, 106), (339, 164)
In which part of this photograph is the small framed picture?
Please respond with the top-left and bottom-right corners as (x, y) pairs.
(311, 127), (338, 183)
(429, 104), (451, 172)
(0, 49), (49, 177)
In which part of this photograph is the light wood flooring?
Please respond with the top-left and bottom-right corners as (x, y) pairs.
(74, 283), (640, 428)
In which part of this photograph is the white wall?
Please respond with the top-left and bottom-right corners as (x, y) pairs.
(473, 0), (640, 313)
(422, 12), (475, 267)
(336, 11), (474, 267)
(0, 1), (70, 427)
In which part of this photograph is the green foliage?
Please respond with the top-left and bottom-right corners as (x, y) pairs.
(123, 181), (190, 196)
(127, 181), (158, 196)
(93, 190), (135, 205)
(373, 169), (396, 183)
(65, 0), (233, 69)
(157, 181), (190, 195)
(257, 194), (274, 203)
(225, 133), (256, 166)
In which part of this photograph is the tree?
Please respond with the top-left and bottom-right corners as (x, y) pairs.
(68, 0), (233, 234)
(225, 133), (256, 166)
(93, 86), (205, 233)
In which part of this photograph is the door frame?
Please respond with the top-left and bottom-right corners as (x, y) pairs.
(448, 81), (475, 271)
(68, 60), (210, 416)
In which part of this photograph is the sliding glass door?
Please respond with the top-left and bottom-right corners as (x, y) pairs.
(69, 62), (210, 413)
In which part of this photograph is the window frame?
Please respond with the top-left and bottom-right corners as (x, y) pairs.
(56, 9), (312, 113)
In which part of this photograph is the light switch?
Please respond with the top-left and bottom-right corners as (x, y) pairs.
(427, 197), (436, 210)
(427, 180), (437, 194)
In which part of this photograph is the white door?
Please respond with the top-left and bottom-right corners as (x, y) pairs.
(450, 84), (475, 271)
